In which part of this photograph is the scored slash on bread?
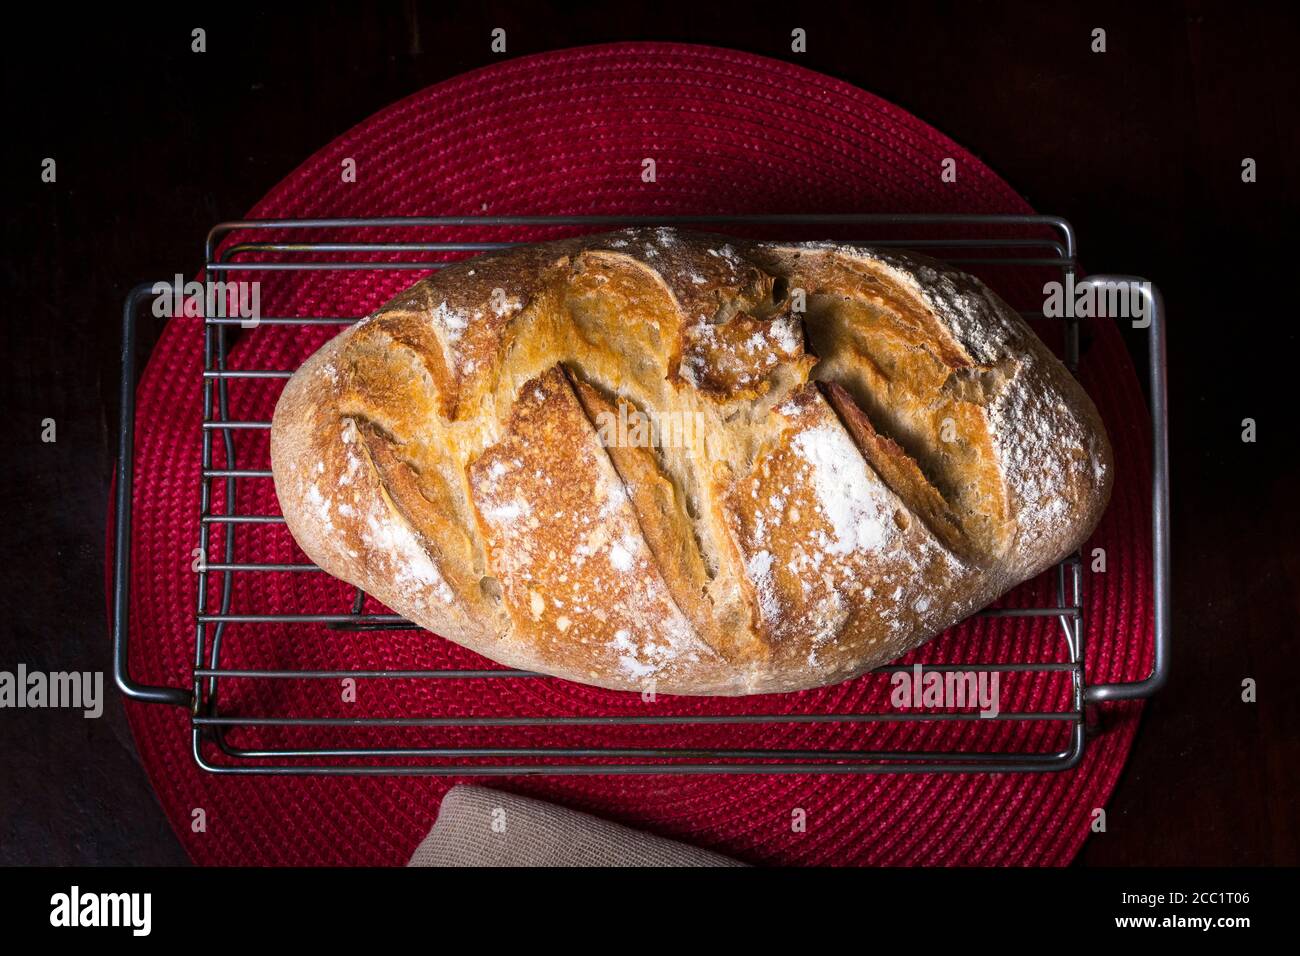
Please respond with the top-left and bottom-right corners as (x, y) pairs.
(270, 228), (1112, 695)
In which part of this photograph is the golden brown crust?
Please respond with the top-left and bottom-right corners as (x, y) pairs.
(270, 228), (1113, 695)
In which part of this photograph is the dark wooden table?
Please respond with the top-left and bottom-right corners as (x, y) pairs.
(2, 1), (1296, 865)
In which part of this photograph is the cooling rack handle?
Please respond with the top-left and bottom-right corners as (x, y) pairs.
(112, 283), (194, 709)
(1077, 276), (1171, 703)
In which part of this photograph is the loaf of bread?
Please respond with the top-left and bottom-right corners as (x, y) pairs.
(270, 228), (1111, 695)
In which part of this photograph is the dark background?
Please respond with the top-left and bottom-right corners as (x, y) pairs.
(2, 1), (1297, 865)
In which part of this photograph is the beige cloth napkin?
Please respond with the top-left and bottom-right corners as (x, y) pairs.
(407, 785), (744, 867)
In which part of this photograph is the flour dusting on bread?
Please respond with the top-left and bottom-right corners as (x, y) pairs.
(791, 425), (896, 557)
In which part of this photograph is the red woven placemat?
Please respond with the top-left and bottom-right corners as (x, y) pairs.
(115, 42), (1152, 866)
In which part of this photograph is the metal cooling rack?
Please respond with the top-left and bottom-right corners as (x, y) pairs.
(112, 214), (1170, 775)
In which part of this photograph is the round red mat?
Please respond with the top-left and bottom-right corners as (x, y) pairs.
(116, 42), (1153, 866)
